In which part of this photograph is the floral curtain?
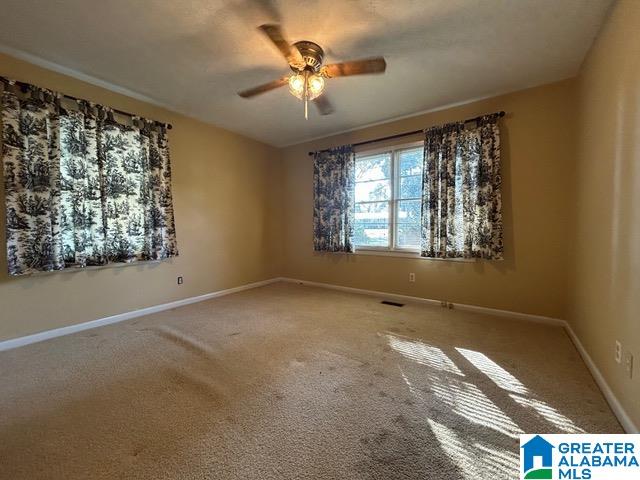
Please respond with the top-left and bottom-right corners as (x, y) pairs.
(421, 114), (503, 259)
(313, 145), (355, 252)
(2, 82), (178, 276)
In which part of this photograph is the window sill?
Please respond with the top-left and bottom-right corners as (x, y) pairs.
(352, 248), (477, 262)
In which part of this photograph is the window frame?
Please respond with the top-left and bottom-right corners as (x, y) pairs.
(353, 140), (424, 254)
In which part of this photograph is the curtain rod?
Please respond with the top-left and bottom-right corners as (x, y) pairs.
(0, 75), (173, 130)
(307, 110), (505, 156)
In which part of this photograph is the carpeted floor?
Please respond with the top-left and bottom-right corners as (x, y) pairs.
(0, 282), (622, 479)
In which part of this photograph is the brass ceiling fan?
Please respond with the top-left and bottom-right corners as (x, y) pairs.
(238, 24), (387, 119)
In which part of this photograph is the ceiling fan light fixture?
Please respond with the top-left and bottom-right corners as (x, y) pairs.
(288, 72), (325, 100)
(308, 74), (325, 98)
(288, 73), (305, 99)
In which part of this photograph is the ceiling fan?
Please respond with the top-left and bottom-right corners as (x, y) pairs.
(238, 24), (387, 119)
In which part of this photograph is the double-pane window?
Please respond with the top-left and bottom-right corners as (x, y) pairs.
(353, 144), (424, 251)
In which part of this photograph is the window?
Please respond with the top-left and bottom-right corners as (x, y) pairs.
(353, 143), (424, 252)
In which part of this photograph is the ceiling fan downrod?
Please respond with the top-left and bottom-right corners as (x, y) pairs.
(304, 70), (309, 120)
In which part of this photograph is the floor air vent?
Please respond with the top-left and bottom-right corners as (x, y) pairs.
(381, 300), (404, 307)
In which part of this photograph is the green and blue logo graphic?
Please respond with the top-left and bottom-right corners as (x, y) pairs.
(520, 434), (640, 480)
(521, 435), (554, 479)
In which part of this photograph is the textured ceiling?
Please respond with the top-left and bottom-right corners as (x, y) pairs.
(0, 0), (613, 146)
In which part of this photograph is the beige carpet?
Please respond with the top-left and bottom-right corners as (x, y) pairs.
(0, 282), (621, 479)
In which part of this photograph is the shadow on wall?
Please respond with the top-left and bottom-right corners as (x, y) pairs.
(607, 71), (640, 336)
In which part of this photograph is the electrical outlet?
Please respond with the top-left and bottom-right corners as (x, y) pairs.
(624, 352), (634, 379)
(615, 341), (622, 364)
(177, 276), (183, 285)
(409, 272), (415, 283)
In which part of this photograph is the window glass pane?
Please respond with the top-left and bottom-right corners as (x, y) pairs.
(396, 224), (421, 249)
(355, 202), (389, 224)
(396, 199), (421, 223)
(399, 148), (423, 176)
(356, 153), (391, 182)
(399, 175), (422, 199)
(355, 179), (391, 202)
(354, 223), (390, 247)
(354, 202), (389, 247)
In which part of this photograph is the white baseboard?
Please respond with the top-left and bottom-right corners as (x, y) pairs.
(278, 276), (638, 433)
(564, 323), (639, 434)
(278, 276), (443, 307)
(0, 278), (279, 352)
(277, 277), (564, 326)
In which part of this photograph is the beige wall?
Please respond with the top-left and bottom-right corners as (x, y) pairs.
(570, 0), (640, 429)
(280, 80), (577, 319)
(0, 53), (282, 341)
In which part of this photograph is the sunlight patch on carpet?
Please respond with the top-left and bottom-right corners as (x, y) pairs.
(456, 348), (528, 394)
(428, 419), (519, 479)
(510, 394), (584, 433)
(387, 335), (464, 376)
(429, 375), (524, 439)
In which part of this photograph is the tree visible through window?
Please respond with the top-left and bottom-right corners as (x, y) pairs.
(354, 144), (424, 251)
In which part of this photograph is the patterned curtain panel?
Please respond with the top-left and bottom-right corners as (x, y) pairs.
(421, 114), (503, 260)
(313, 145), (355, 252)
(2, 84), (178, 276)
(3, 85), (64, 274)
(59, 106), (105, 267)
(95, 110), (178, 264)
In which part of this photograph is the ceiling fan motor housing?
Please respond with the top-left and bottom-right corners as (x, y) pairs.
(293, 41), (324, 71)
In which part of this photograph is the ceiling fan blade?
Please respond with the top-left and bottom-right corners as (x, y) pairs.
(313, 95), (335, 115)
(321, 57), (387, 78)
(238, 77), (289, 98)
(258, 24), (305, 69)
